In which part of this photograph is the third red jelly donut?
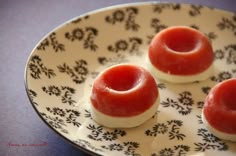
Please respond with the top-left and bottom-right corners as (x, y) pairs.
(147, 26), (214, 83)
(202, 78), (236, 142)
(90, 64), (159, 128)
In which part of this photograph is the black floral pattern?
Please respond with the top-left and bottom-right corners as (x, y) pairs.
(87, 124), (126, 141)
(102, 142), (140, 156)
(84, 109), (92, 119)
(57, 60), (88, 84)
(217, 15), (236, 36)
(37, 32), (65, 52)
(65, 109), (81, 127)
(46, 107), (81, 127)
(201, 86), (211, 95)
(28, 89), (38, 106)
(189, 5), (203, 16)
(40, 112), (68, 134)
(152, 3), (181, 13)
(42, 85), (76, 106)
(145, 120), (186, 140)
(214, 49), (225, 60)
(105, 7), (140, 31)
(107, 37), (143, 55)
(152, 145), (190, 156)
(210, 71), (233, 82)
(194, 129), (228, 152)
(28, 55), (56, 79)
(65, 27), (98, 51)
(161, 91), (193, 115)
(46, 107), (66, 117)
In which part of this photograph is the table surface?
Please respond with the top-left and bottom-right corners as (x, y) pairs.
(1, 0), (235, 155)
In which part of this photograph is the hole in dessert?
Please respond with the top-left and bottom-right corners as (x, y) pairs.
(103, 66), (141, 91)
(164, 29), (199, 53)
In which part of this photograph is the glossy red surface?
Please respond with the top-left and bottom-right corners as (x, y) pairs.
(148, 26), (214, 75)
(90, 64), (158, 117)
(203, 79), (236, 134)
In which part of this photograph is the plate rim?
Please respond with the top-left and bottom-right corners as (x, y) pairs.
(24, 2), (236, 155)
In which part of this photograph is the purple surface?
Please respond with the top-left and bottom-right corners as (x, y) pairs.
(0, 0), (235, 156)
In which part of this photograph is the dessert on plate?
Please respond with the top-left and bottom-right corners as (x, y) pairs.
(147, 26), (214, 83)
(202, 78), (236, 142)
(90, 64), (159, 128)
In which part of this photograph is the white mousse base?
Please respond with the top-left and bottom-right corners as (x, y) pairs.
(201, 111), (236, 142)
(146, 58), (214, 83)
(91, 97), (160, 128)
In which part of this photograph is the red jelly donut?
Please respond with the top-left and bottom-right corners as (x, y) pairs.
(147, 26), (214, 83)
(202, 78), (236, 141)
(90, 64), (159, 128)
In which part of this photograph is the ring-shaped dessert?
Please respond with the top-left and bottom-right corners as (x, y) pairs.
(148, 26), (214, 83)
(202, 78), (236, 141)
(90, 64), (159, 128)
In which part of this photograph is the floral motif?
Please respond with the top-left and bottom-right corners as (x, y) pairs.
(65, 109), (81, 127)
(210, 71), (233, 82)
(215, 49), (225, 59)
(65, 27), (98, 51)
(189, 5), (203, 16)
(98, 54), (129, 66)
(194, 129), (228, 151)
(225, 44), (236, 64)
(84, 109), (92, 119)
(145, 120), (186, 140)
(28, 89), (38, 106)
(40, 112), (68, 134)
(86, 124), (126, 141)
(217, 15), (236, 36)
(102, 142), (140, 156)
(151, 18), (167, 33)
(37, 32), (65, 52)
(152, 145), (190, 156)
(105, 7), (140, 31)
(46, 107), (81, 127)
(214, 44), (236, 64)
(152, 3), (181, 13)
(197, 101), (204, 109)
(57, 60), (88, 84)
(107, 37), (143, 55)
(28, 55), (56, 79)
(196, 115), (203, 124)
(201, 86), (211, 95)
(161, 91), (193, 115)
(42, 85), (76, 106)
(46, 107), (66, 117)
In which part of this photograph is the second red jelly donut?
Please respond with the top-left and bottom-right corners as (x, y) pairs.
(147, 26), (214, 83)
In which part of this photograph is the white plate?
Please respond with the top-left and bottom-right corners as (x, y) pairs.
(25, 2), (236, 156)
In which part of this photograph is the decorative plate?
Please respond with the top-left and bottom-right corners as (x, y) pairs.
(25, 2), (236, 156)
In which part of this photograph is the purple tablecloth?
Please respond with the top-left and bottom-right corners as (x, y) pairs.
(1, 0), (235, 155)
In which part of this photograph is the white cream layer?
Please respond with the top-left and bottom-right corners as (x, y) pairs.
(201, 110), (236, 142)
(146, 58), (214, 83)
(91, 96), (160, 128)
